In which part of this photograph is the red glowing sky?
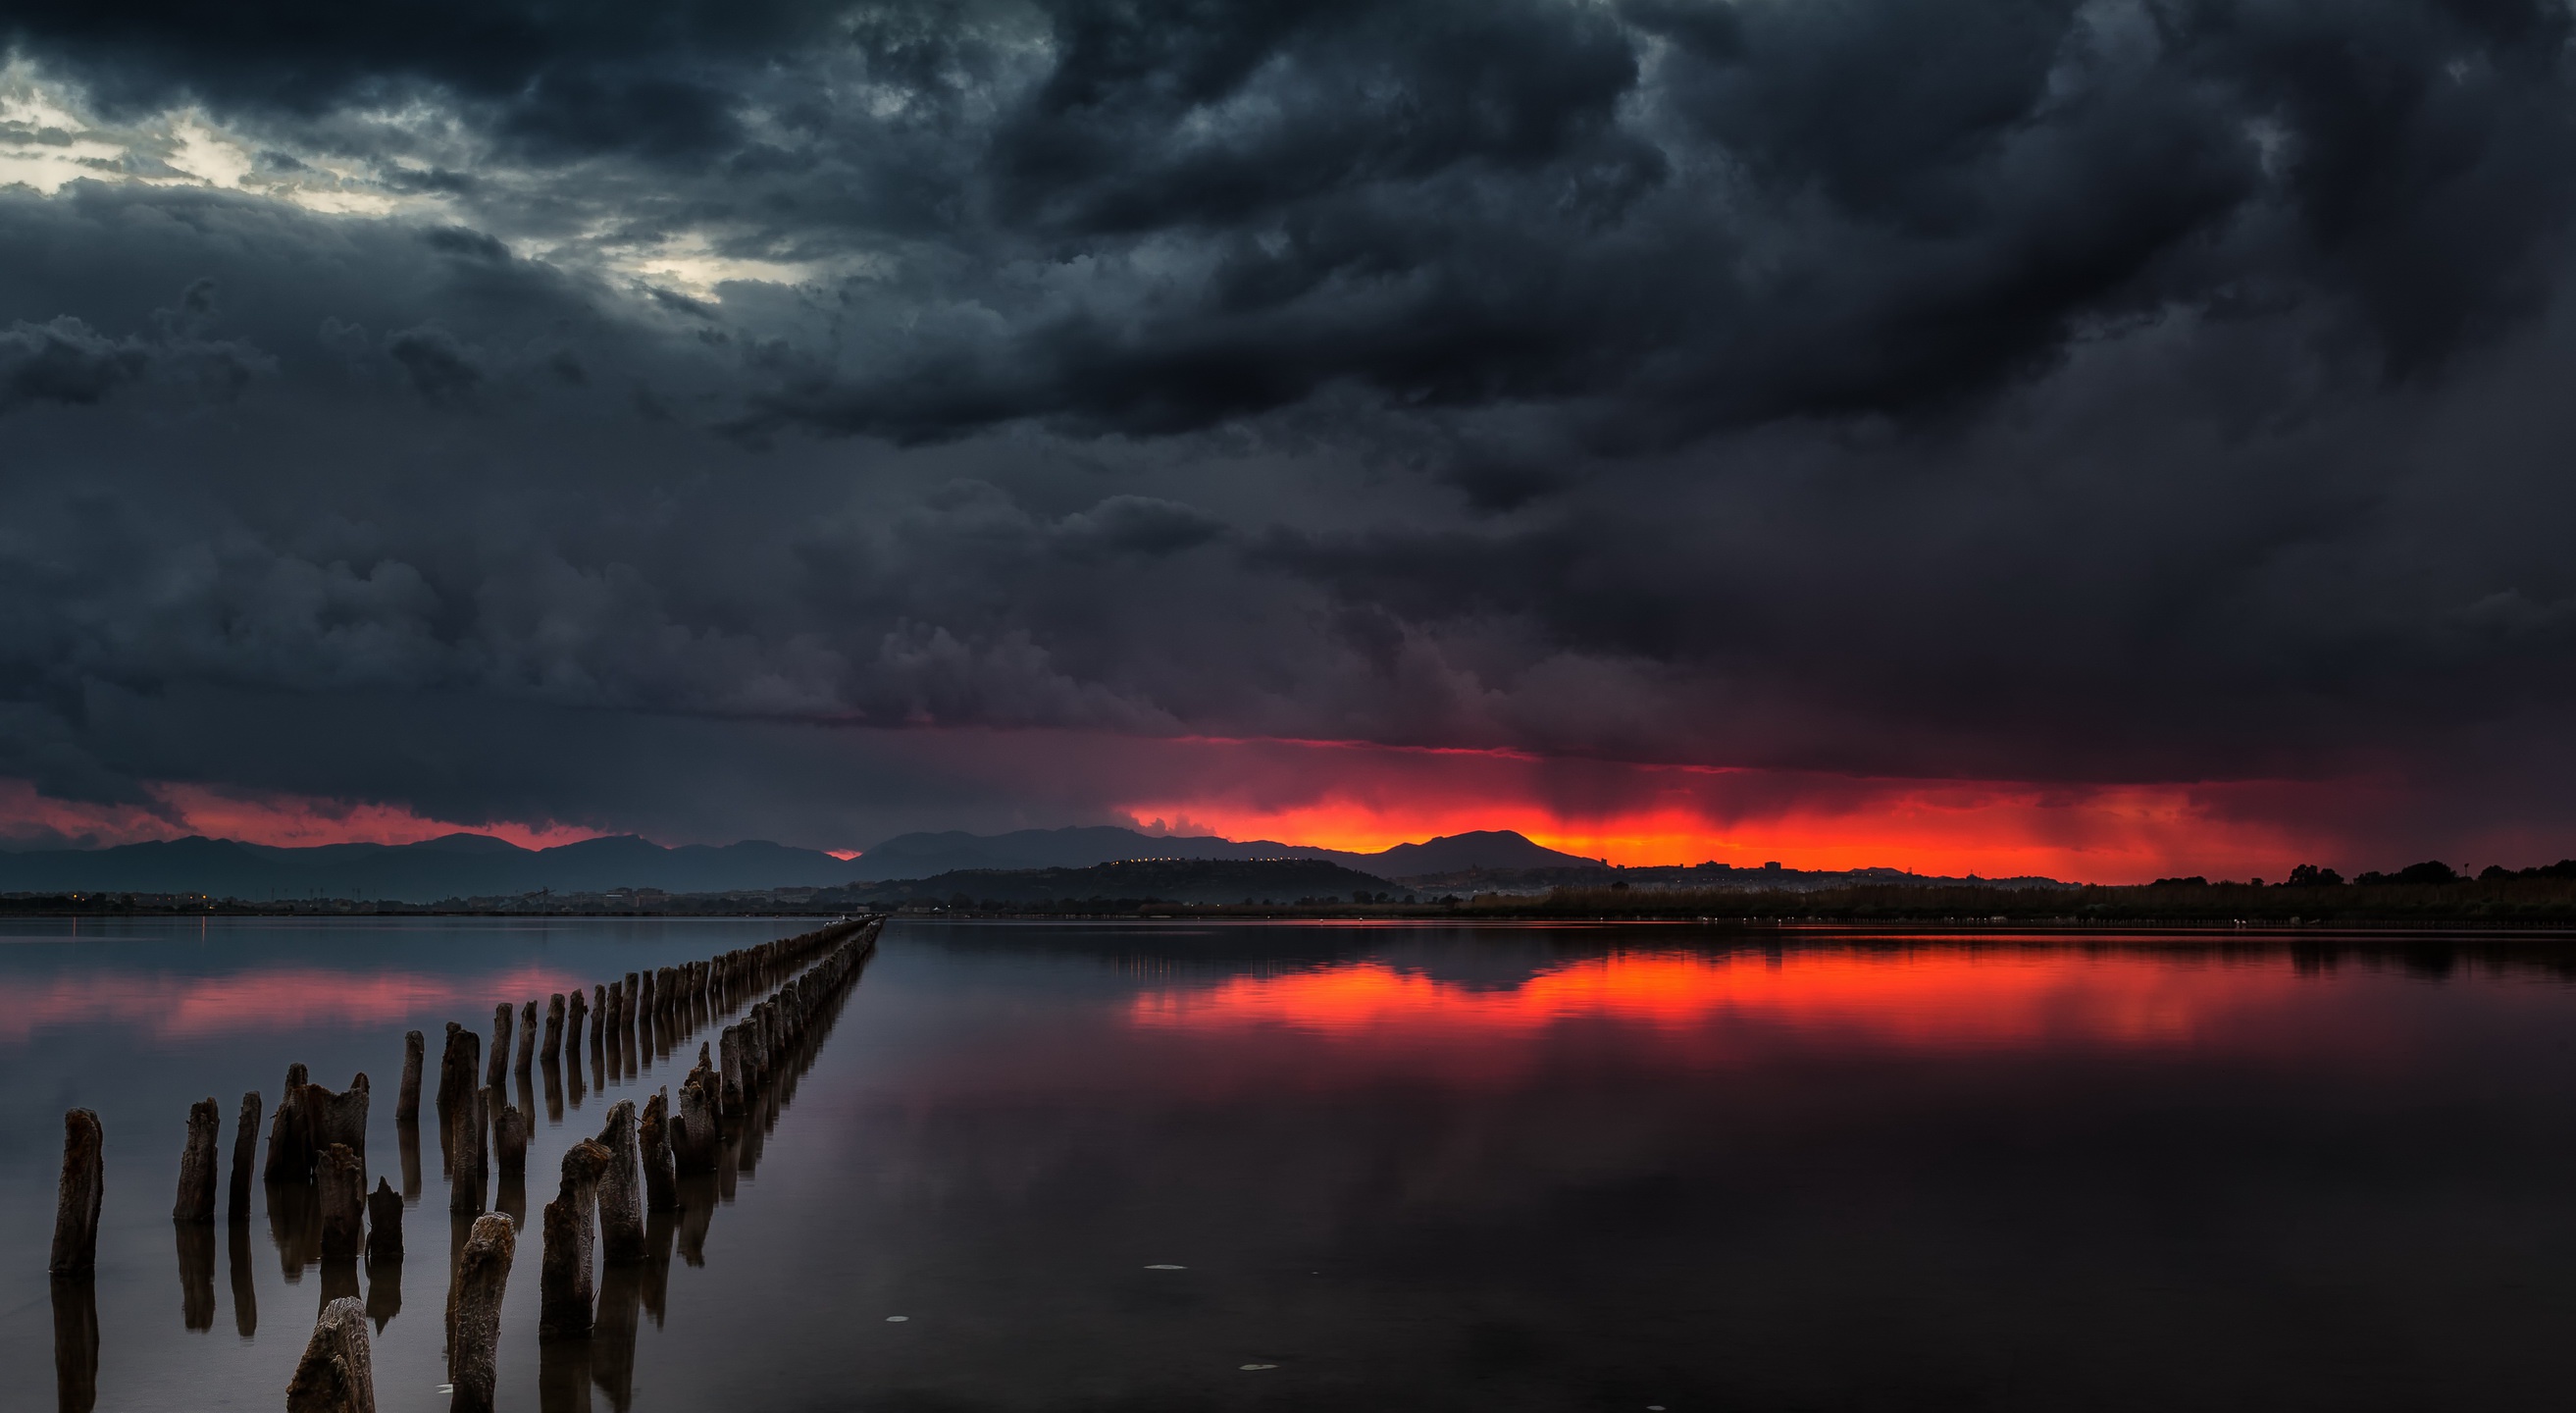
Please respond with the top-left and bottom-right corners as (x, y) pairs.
(0, 730), (2535, 883)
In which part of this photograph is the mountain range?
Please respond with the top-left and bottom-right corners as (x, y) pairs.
(0, 826), (1597, 903)
(850, 825), (1591, 879)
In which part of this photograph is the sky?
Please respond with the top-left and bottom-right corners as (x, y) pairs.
(2, 0), (2574, 881)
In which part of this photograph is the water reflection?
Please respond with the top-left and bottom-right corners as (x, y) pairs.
(51, 1274), (96, 1413)
(317, 1257), (360, 1313)
(226, 1220), (257, 1338)
(364, 1256), (401, 1333)
(265, 1180), (318, 1281)
(543, 1053), (566, 1124)
(397, 1114), (422, 1201)
(1127, 947), (2333, 1058)
(175, 1223), (215, 1333)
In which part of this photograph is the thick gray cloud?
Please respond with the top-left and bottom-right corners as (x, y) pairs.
(1, 0), (2574, 864)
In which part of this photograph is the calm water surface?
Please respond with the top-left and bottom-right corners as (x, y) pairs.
(5, 918), (2576, 1412)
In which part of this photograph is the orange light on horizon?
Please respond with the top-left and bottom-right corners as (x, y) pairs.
(1118, 765), (2340, 884)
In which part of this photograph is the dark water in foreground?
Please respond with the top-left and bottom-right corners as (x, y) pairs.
(5, 919), (2576, 1412)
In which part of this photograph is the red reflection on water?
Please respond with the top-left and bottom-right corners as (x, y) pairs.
(1129, 948), (2313, 1053)
(0, 965), (585, 1043)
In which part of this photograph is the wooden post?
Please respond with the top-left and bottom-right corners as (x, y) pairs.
(515, 1000), (538, 1074)
(590, 984), (605, 1046)
(365, 1178), (402, 1261)
(319, 1143), (366, 1259)
(449, 1089), (487, 1217)
(539, 1140), (610, 1339)
(673, 1058), (718, 1175)
(229, 1090), (262, 1221)
(50, 1109), (104, 1275)
(493, 1102), (530, 1178)
(284, 1296), (375, 1413)
(396, 1031), (424, 1121)
(564, 988), (587, 1052)
(265, 1063), (312, 1182)
(313, 1074), (370, 1165)
(447, 1213), (515, 1413)
(718, 1025), (747, 1123)
(175, 1096), (220, 1222)
(486, 1004), (512, 1088)
(639, 1088), (679, 1213)
(594, 1101), (645, 1263)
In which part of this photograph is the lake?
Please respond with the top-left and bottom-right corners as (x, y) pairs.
(5, 918), (2576, 1412)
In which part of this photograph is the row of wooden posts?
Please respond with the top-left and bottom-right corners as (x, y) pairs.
(45, 916), (884, 1413)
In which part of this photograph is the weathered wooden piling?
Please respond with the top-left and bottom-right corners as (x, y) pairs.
(448, 1089), (488, 1216)
(640, 1088), (679, 1213)
(265, 1063), (313, 1181)
(365, 1178), (402, 1261)
(319, 1143), (367, 1259)
(673, 1058), (718, 1175)
(493, 1102), (530, 1178)
(313, 1074), (370, 1164)
(515, 1000), (538, 1073)
(640, 968), (656, 1019)
(284, 1296), (376, 1413)
(718, 1025), (747, 1122)
(539, 1139), (610, 1339)
(590, 983), (606, 1045)
(51, 1109), (104, 1275)
(595, 1100), (645, 1263)
(446, 1213), (515, 1413)
(486, 1004), (512, 1088)
(229, 1090), (262, 1221)
(175, 1096), (220, 1223)
(438, 1023), (476, 1116)
(396, 1030), (424, 1121)
(542, 993), (566, 1061)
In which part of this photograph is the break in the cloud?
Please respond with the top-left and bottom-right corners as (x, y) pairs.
(2, 0), (2574, 879)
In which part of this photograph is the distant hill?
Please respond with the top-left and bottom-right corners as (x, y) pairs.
(853, 825), (1594, 879)
(864, 857), (1399, 907)
(0, 824), (1605, 904)
(0, 833), (864, 903)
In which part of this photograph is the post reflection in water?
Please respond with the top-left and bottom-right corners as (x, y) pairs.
(226, 1219), (257, 1338)
(397, 1113), (422, 1202)
(640, 1212), (675, 1327)
(673, 1176), (717, 1268)
(317, 1257), (360, 1314)
(52, 1273), (97, 1413)
(499, 1168), (529, 1230)
(265, 1179), (318, 1282)
(543, 1052), (566, 1125)
(364, 1255), (401, 1332)
(176, 1221), (216, 1333)
(592, 1258), (643, 1412)
(539, 1331), (594, 1413)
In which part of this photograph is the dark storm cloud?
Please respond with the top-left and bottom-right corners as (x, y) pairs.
(2, 0), (2575, 858)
